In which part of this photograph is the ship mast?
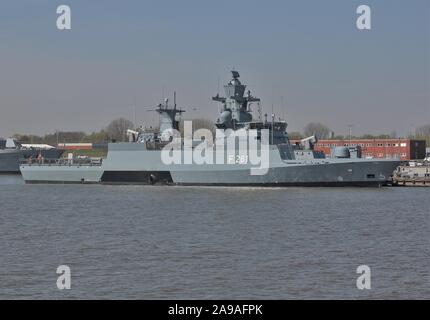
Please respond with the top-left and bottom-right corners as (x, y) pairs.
(212, 71), (260, 130)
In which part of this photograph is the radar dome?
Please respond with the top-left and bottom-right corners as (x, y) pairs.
(218, 110), (232, 126)
(332, 147), (350, 158)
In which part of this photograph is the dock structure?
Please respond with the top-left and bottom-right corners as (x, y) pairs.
(392, 177), (430, 187)
(392, 163), (430, 187)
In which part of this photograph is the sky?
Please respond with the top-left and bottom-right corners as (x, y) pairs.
(0, 0), (429, 138)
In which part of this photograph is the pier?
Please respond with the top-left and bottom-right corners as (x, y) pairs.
(392, 162), (430, 187)
(392, 177), (430, 187)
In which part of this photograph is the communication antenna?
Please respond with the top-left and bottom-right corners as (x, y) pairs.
(271, 113), (275, 145)
(257, 102), (262, 121)
(281, 96), (285, 121)
(133, 96), (137, 129)
(162, 85), (166, 101)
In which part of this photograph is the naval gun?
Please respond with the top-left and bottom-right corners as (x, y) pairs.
(127, 129), (140, 142)
(300, 135), (317, 150)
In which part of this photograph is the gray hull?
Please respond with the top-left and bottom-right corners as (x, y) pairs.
(21, 165), (103, 184)
(21, 143), (400, 186)
(0, 149), (21, 173)
(169, 163), (398, 187)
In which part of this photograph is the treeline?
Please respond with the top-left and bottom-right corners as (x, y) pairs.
(13, 131), (110, 145)
(10, 118), (216, 145)
(9, 119), (430, 146)
(12, 118), (135, 145)
(414, 124), (430, 145)
(288, 123), (430, 145)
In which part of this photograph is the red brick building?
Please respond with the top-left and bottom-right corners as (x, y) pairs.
(57, 143), (93, 150)
(311, 139), (426, 161)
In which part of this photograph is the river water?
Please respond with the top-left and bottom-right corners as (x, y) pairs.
(0, 174), (428, 299)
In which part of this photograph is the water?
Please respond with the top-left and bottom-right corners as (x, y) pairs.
(0, 174), (429, 299)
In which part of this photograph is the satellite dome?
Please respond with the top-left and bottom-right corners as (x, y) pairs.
(332, 147), (350, 158)
(218, 110), (232, 127)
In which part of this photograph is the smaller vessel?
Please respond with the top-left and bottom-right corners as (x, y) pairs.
(0, 138), (64, 173)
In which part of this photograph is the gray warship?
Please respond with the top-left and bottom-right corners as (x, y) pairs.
(0, 138), (63, 173)
(20, 71), (400, 186)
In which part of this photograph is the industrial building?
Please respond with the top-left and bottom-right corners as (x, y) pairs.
(58, 139), (426, 161)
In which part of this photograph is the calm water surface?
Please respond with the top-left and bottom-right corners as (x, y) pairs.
(0, 175), (429, 299)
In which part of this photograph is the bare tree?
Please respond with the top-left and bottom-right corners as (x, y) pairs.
(415, 124), (430, 137)
(415, 124), (430, 145)
(303, 122), (331, 139)
(179, 118), (215, 136)
(106, 118), (134, 142)
(288, 131), (304, 140)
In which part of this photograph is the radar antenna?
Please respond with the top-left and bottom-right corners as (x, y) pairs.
(257, 102), (262, 121)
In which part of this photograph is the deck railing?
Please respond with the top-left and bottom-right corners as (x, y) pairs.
(21, 158), (103, 167)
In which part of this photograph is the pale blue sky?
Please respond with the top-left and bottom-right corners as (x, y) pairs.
(0, 0), (429, 137)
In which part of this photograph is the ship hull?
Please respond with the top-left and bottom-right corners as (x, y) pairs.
(97, 143), (400, 186)
(100, 162), (398, 187)
(21, 164), (103, 184)
(20, 143), (400, 187)
(21, 164), (398, 187)
(0, 149), (22, 173)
